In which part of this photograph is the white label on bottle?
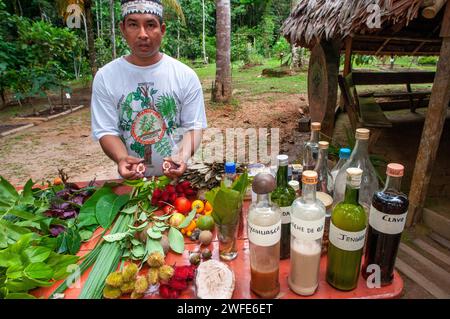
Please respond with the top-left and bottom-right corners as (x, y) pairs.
(248, 221), (281, 247)
(291, 216), (325, 241)
(369, 205), (408, 235)
(329, 222), (366, 251)
(280, 206), (291, 224)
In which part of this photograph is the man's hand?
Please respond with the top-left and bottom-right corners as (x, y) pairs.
(118, 156), (145, 180)
(163, 157), (187, 180)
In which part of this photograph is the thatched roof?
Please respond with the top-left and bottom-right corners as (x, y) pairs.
(282, 0), (445, 55)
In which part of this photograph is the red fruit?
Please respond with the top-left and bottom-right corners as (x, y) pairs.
(151, 197), (159, 206)
(174, 197), (192, 215)
(184, 188), (196, 196)
(169, 193), (177, 203)
(161, 191), (170, 202)
(173, 265), (196, 281)
(175, 184), (184, 194)
(153, 209), (165, 217)
(158, 201), (165, 208)
(159, 284), (171, 299)
(170, 289), (180, 299)
(169, 278), (188, 291)
(176, 193), (184, 198)
(180, 181), (191, 190)
(152, 188), (163, 199)
(163, 205), (175, 215)
(165, 185), (176, 194)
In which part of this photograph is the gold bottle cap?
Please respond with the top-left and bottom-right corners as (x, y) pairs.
(318, 141), (329, 149)
(387, 163), (405, 177)
(346, 167), (363, 187)
(311, 122), (321, 131)
(355, 128), (370, 140)
(302, 170), (318, 185)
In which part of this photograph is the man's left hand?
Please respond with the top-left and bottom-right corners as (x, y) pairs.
(163, 157), (187, 179)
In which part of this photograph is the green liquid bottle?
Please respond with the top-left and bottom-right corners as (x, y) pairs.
(326, 167), (367, 291)
(271, 155), (297, 259)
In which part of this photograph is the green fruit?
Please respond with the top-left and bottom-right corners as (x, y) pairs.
(103, 286), (122, 299)
(105, 271), (123, 288)
(158, 265), (174, 281)
(197, 215), (215, 231)
(120, 281), (135, 294)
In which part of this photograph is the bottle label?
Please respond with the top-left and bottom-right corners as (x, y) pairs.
(280, 206), (291, 224)
(369, 205), (408, 235)
(248, 221), (281, 247)
(291, 216), (325, 241)
(329, 222), (366, 251)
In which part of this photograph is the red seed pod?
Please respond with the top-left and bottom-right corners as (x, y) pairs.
(165, 185), (176, 194)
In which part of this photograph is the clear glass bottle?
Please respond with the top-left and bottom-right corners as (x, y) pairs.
(248, 173), (281, 298)
(289, 171), (326, 296)
(314, 141), (333, 196)
(303, 122), (321, 171)
(326, 168), (367, 291)
(271, 155), (297, 260)
(223, 162), (237, 188)
(362, 163), (409, 286)
(333, 128), (379, 216)
(331, 148), (351, 183)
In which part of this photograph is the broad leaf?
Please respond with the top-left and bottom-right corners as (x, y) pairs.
(18, 179), (35, 206)
(122, 204), (138, 215)
(131, 245), (145, 258)
(23, 246), (51, 263)
(0, 251), (21, 268)
(24, 263), (54, 280)
(95, 193), (118, 229)
(147, 228), (162, 240)
(5, 293), (36, 299)
(78, 186), (114, 228)
(6, 264), (24, 279)
(168, 227), (184, 254)
(178, 207), (197, 229)
(0, 176), (19, 208)
(145, 238), (164, 258)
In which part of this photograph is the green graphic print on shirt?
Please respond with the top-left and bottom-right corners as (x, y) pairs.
(118, 84), (178, 159)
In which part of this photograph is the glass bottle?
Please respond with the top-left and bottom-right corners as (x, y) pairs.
(314, 141), (333, 196)
(289, 171), (326, 296)
(331, 148), (351, 182)
(303, 122), (321, 171)
(333, 128), (379, 216)
(223, 162), (237, 188)
(271, 155), (297, 260)
(248, 173), (281, 298)
(326, 168), (367, 291)
(362, 163), (409, 286)
(288, 180), (300, 198)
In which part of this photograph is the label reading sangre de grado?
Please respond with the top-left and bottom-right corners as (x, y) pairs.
(329, 222), (366, 251)
(248, 221), (281, 247)
(280, 206), (291, 224)
(369, 205), (408, 235)
(291, 216), (325, 241)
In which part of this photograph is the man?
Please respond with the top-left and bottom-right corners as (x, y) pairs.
(91, 0), (207, 180)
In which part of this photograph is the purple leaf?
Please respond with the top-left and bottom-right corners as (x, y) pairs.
(50, 225), (66, 237)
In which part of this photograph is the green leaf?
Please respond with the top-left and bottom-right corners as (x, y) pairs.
(103, 232), (129, 243)
(0, 220), (32, 245)
(79, 230), (94, 242)
(95, 193), (118, 229)
(168, 227), (184, 254)
(211, 188), (242, 225)
(46, 253), (79, 281)
(128, 221), (148, 231)
(178, 207), (197, 229)
(7, 208), (37, 220)
(130, 238), (141, 246)
(231, 170), (249, 196)
(122, 204), (138, 215)
(138, 212), (148, 222)
(10, 233), (37, 254)
(153, 214), (171, 221)
(0, 251), (21, 268)
(5, 293), (36, 299)
(78, 186), (114, 228)
(0, 176), (19, 206)
(147, 228), (162, 240)
(131, 245), (145, 258)
(23, 246), (51, 263)
(6, 264), (24, 279)
(145, 238), (164, 258)
(24, 263), (54, 280)
(18, 179), (35, 206)
(6, 279), (39, 292)
(57, 228), (81, 255)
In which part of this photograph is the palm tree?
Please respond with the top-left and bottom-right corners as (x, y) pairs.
(212, 0), (232, 103)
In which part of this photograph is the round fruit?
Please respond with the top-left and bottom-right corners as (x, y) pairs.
(189, 253), (201, 266)
(199, 230), (213, 246)
(53, 177), (63, 185)
(196, 215), (215, 231)
(174, 197), (192, 215)
(191, 200), (205, 214)
(169, 213), (186, 228)
(162, 205), (175, 215)
(160, 235), (170, 255)
(204, 201), (213, 215)
(201, 248), (212, 260)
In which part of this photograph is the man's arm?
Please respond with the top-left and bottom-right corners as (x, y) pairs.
(100, 135), (144, 180)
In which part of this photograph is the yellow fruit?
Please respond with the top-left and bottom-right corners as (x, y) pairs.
(122, 263), (138, 282)
(147, 252), (165, 268)
(169, 213), (186, 228)
(130, 291), (144, 299)
(182, 220), (196, 235)
(120, 281), (135, 294)
(158, 265), (174, 282)
(187, 231), (192, 236)
(105, 271), (123, 288)
(147, 268), (159, 285)
(134, 276), (149, 294)
(204, 201), (213, 215)
(192, 200), (204, 213)
(103, 286), (122, 299)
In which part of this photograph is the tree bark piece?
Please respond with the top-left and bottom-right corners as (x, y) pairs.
(422, 0), (447, 18)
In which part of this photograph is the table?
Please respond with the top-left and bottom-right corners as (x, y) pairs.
(33, 181), (404, 299)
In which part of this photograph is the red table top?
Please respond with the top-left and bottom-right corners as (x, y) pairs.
(32, 181), (404, 299)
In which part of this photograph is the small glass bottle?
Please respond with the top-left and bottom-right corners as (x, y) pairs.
(288, 180), (300, 198)
(289, 171), (326, 296)
(331, 148), (351, 183)
(314, 141), (333, 196)
(362, 163), (409, 286)
(303, 122), (321, 171)
(271, 155), (297, 260)
(326, 168), (367, 291)
(248, 173), (282, 298)
(223, 162), (237, 188)
(333, 128), (379, 216)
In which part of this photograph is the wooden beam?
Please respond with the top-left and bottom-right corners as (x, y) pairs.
(422, 0), (448, 19)
(343, 37), (353, 76)
(407, 28), (450, 226)
(354, 35), (442, 43)
(375, 38), (391, 56)
(441, 1), (450, 37)
(351, 71), (435, 85)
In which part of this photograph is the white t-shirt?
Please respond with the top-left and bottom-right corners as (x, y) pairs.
(91, 54), (207, 176)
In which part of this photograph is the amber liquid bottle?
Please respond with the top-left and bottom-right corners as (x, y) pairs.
(362, 164), (409, 286)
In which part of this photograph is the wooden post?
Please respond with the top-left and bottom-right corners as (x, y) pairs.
(407, 2), (450, 227)
(307, 39), (341, 140)
(339, 37), (353, 110)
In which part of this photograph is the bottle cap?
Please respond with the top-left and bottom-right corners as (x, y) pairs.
(277, 154), (289, 166)
(387, 163), (404, 177)
(225, 162), (236, 174)
(302, 170), (318, 185)
(311, 122), (321, 131)
(355, 128), (370, 140)
(318, 141), (329, 150)
(288, 180), (300, 191)
(252, 173), (276, 194)
(339, 148), (351, 159)
(292, 164), (303, 172)
(346, 167), (363, 187)
(316, 191), (333, 210)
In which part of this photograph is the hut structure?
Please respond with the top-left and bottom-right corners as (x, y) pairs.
(282, 0), (450, 226)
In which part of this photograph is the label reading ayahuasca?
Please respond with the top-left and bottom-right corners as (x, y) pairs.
(280, 207), (291, 224)
(291, 216), (325, 241)
(329, 222), (366, 251)
(248, 221), (281, 247)
(369, 205), (408, 235)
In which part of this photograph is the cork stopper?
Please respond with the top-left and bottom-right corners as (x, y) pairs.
(355, 128), (370, 140)
(318, 141), (329, 150)
(277, 154), (289, 166)
(316, 192), (333, 210)
(346, 167), (363, 187)
(302, 170), (318, 185)
(387, 163), (404, 177)
(311, 122), (321, 131)
(252, 173), (276, 194)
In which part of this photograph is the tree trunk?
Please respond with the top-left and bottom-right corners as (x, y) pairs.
(100, 0), (104, 36)
(96, 0), (100, 38)
(202, 0), (207, 64)
(110, 0), (117, 60)
(177, 20), (180, 59)
(212, 0), (232, 103)
(84, 0), (98, 77)
(290, 0), (302, 68)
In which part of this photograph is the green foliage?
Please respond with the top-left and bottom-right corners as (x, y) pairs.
(418, 56), (438, 66)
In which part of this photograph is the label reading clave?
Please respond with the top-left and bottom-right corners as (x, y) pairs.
(291, 216), (325, 241)
(329, 222), (366, 251)
(280, 206), (291, 224)
(248, 221), (281, 247)
(369, 205), (408, 235)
